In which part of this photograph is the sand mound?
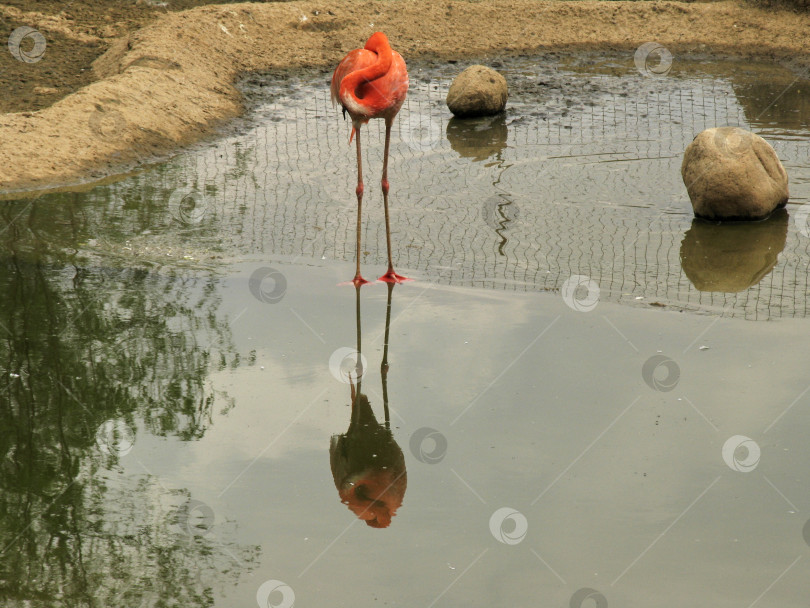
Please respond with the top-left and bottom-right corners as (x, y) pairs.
(2, 0), (809, 193)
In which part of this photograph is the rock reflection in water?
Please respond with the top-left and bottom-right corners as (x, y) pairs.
(680, 208), (788, 292)
(445, 114), (508, 163)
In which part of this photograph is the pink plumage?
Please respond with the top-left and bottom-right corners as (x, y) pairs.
(332, 32), (410, 285)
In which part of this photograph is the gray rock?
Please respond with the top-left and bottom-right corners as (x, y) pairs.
(681, 127), (788, 221)
(446, 65), (508, 118)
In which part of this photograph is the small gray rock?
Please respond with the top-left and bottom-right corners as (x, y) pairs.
(681, 127), (788, 221)
(446, 65), (508, 118)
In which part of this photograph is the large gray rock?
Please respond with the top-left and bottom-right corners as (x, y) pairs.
(446, 65), (508, 118)
(681, 127), (789, 221)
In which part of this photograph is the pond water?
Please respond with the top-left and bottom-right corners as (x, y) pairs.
(2, 52), (810, 607)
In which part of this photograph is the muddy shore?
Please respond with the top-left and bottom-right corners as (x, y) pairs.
(1, 0), (809, 193)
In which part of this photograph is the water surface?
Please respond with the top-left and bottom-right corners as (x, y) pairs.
(1, 52), (810, 607)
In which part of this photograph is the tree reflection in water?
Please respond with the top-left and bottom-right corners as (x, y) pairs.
(0, 195), (257, 607)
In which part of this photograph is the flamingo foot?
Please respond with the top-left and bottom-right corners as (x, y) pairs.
(378, 269), (411, 284)
(338, 275), (372, 287)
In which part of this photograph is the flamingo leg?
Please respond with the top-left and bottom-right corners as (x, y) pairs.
(378, 119), (410, 283)
(352, 126), (370, 287)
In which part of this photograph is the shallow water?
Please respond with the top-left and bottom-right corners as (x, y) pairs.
(2, 53), (810, 607)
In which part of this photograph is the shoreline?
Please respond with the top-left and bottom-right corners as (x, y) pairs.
(1, 0), (809, 195)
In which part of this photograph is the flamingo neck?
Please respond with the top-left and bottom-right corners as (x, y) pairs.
(340, 33), (393, 119)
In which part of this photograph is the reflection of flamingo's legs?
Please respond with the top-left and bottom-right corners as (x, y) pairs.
(381, 281), (395, 426)
(349, 372), (363, 427)
(350, 373), (356, 403)
(350, 282), (364, 427)
(355, 283), (362, 361)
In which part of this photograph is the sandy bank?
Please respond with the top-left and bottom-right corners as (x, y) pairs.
(1, 0), (808, 193)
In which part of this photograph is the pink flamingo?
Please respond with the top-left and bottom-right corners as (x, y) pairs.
(331, 32), (410, 285)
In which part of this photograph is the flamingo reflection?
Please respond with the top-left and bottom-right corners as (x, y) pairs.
(329, 283), (407, 528)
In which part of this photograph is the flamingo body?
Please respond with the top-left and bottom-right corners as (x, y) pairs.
(331, 33), (409, 133)
(331, 32), (410, 285)
(331, 49), (408, 136)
